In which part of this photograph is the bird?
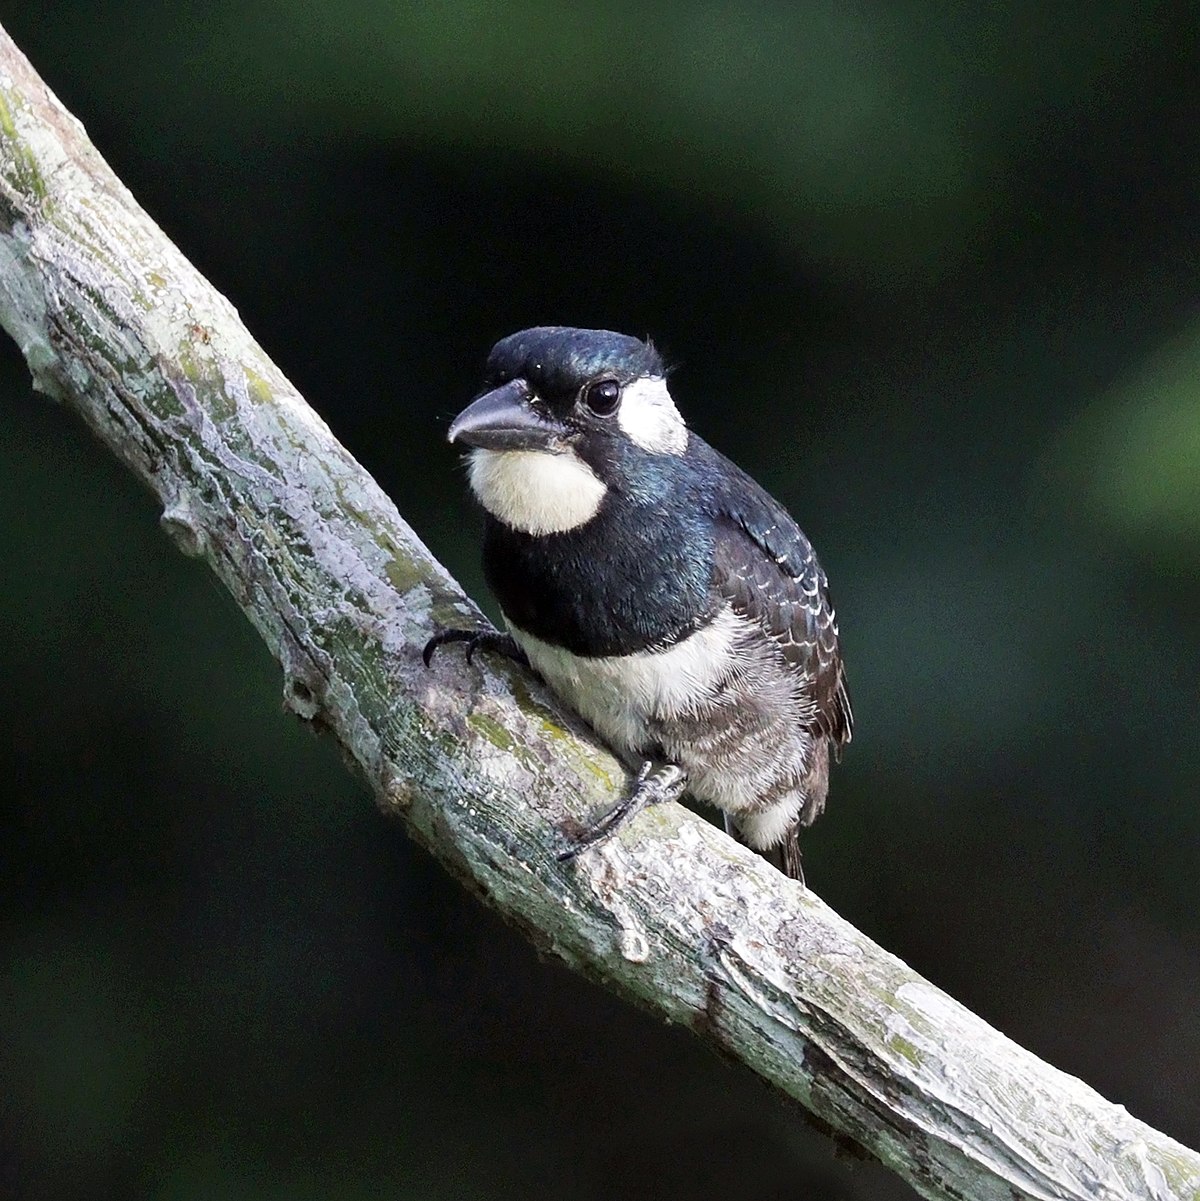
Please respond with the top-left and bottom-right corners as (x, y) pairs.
(424, 326), (852, 880)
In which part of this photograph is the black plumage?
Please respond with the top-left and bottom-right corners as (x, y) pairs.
(485, 326), (664, 396)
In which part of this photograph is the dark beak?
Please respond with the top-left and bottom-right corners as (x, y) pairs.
(447, 378), (560, 452)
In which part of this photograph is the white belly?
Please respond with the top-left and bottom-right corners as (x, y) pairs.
(508, 608), (741, 755)
(510, 607), (823, 849)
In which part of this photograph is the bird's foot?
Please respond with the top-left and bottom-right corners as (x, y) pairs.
(558, 760), (688, 862)
(422, 628), (530, 669)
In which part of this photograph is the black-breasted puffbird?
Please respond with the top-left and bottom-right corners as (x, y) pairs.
(424, 327), (852, 880)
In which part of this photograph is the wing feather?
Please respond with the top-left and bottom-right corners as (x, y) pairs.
(700, 445), (853, 749)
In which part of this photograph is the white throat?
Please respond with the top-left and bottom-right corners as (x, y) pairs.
(468, 447), (607, 536)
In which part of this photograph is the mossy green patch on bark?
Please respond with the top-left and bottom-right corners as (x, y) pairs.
(244, 363), (274, 405)
(1153, 1149), (1200, 1198)
(384, 551), (431, 597)
(0, 89), (47, 204)
(166, 346), (240, 422)
(507, 678), (617, 791)
(510, 676), (561, 726)
(467, 711), (516, 753)
(887, 1033), (921, 1068)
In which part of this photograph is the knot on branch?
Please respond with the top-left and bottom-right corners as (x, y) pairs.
(380, 761), (414, 812)
(277, 634), (330, 725)
(160, 494), (207, 558)
(282, 672), (322, 722)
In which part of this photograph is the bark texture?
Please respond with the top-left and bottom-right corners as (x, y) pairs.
(2, 25), (1197, 1201)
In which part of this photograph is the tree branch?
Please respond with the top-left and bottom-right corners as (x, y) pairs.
(1, 25), (1195, 1201)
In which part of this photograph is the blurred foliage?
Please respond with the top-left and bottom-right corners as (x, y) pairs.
(1064, 323), (1200, 547)
(2, 3), (1199, 1200)
(14, 0), (1176, 279)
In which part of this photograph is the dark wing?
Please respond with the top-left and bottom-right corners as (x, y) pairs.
(700, 444), (853, 750)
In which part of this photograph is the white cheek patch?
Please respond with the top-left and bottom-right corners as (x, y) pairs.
(617, 377), (688, 455)
(468, 448), (607, 535)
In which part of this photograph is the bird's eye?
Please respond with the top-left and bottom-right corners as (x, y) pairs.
(583, 379), (622, 416)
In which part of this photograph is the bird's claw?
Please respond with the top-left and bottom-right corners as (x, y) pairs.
(422, 628), (530, 669)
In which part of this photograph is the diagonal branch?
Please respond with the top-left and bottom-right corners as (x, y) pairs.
(1, 24), (1195, 1201)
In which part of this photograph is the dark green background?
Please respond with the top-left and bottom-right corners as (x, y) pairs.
(2, 4), (1198, 1199)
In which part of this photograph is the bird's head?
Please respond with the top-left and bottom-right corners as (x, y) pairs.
(449, 327), (689, 535)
